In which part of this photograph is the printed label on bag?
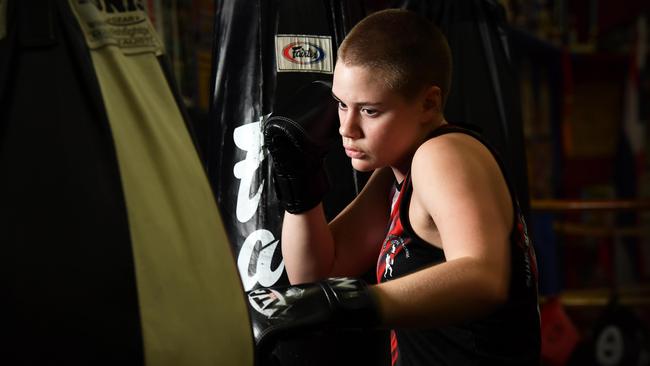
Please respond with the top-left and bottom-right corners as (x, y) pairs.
(68, 0), (163, 56)
(275, 34), (333, 74)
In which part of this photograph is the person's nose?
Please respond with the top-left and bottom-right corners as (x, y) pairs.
(338, 109), (361, 139)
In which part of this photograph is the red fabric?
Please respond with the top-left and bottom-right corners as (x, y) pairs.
(390, 330), (399, 366)
(540, 297), (580, 366)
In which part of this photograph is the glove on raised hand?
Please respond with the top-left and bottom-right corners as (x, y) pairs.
(263, 80), (339, 214)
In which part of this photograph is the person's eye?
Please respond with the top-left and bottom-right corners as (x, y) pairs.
(337, 101), (348, 110)
(362, 108), (380, 117)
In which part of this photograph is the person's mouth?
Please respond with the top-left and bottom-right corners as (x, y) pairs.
(343, 145), (365, 159)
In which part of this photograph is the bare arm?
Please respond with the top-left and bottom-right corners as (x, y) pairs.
(371, 134), (514, 327)
(282, 167), (394, 284)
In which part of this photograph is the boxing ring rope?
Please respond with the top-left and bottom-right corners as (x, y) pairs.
(547, 286), (650, 307)
(531, 199), (650, 307)
(532, 199), (650, 213)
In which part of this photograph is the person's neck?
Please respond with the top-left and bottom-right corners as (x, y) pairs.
(391, 167), (407, 186)
(433, 116), (448, 130)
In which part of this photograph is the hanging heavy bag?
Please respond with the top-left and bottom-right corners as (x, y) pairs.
(591, 302), (650, 366)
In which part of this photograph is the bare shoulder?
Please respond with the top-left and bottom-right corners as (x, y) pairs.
(409, 130), (514, 260)
(411, 132), (495, 182)
(409, 131), (513, 229)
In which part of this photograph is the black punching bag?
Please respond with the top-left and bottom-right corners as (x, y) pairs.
(207, 0), (387, 365)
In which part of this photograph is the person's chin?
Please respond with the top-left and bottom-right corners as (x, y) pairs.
(350, 158), (375, 172)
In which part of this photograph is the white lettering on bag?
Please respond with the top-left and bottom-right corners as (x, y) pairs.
(233, 120), (265, 223)
(237, 230), (284, 291)
(233, 117), (284, 291)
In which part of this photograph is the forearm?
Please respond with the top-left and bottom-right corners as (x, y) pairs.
(371, 256), (509, 328)
(281, 203), (336, 284)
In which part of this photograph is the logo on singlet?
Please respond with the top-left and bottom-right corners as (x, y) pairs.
(382, 235), (410, 279)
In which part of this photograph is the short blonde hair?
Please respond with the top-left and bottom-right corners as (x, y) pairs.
(338, 9), (452, 106)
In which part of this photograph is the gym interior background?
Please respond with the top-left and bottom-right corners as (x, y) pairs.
(148, 0), (650, 364)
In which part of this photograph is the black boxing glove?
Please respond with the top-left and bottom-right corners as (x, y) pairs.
(247, 277), (381, 357)
(263, 80), (339, 214)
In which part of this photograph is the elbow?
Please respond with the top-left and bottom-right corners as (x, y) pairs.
(476, 254), (511, 308)
(286, 270), (318, 285)
(490, 280), (509, 306)
(285, 263), (333, 285)
(478, 270), (509, 310)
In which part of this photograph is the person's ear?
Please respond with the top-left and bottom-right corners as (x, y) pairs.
(420, 85), (442, 120)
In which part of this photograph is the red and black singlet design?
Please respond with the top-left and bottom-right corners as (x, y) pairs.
(376, 178), (410, 284)
(376, 179), (409, 365)
(375, 125), (540, 366)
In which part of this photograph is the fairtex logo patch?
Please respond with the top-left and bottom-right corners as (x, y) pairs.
(275, 35), (333, 74)
(282, 42), (325, 64)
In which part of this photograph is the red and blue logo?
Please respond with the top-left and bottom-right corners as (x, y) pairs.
(281, 42), (325, 64)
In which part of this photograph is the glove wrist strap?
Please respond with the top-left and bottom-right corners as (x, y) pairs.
(274, 168), (328, 214)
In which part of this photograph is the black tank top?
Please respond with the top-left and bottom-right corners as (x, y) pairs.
(376, 125), (541, 366)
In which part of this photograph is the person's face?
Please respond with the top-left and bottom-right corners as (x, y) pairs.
(332, 62), (432, 174)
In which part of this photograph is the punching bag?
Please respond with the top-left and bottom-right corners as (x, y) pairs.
(208, 0), (367, 292)
(207, 0), (387, 365)
(0, 1), (252, 365)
